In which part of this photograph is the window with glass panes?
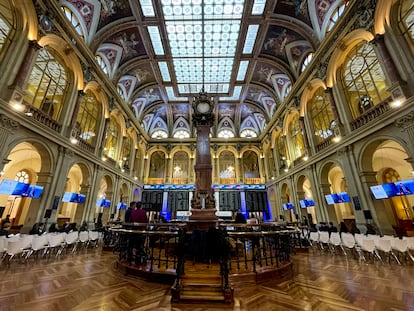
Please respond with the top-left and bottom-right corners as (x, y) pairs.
(288, 116), (305, 160)
(25, 48), (67, 120)
(104, 118), (120, 159)
(310, 87), (335, 143)
(77, 91), (99, 145)
(342, 42), (390, 118)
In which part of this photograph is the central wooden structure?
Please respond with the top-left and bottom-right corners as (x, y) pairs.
(190, 90), (217, 222)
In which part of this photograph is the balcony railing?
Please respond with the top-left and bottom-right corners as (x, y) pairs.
(243, 178), (261, 184)
(171, 178), (188, 184)
(77, 137), (95, 153)
(24, 103), (62, 132)
(315, 136), (333, 152)
(350, 99), (391, 131)
(220, 178), (237, 184)
(147, 178), (164, 184)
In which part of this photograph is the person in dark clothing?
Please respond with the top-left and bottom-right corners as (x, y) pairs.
(328, 221), (338, 234)
(339, 221), (348, 234)
(29, 222), (45, 235)
(234, 211), (246, 224)
(125, 201), (135, 222)
(130, 201), (148, 224)
(48, 223), (59, 233)
(349, 222), (361, 235)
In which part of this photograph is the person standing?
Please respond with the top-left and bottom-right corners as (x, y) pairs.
(130, 201), (148, 224)
(125, 201), (135, 222)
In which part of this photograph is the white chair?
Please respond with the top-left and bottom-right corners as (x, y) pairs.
(359, 238), (381, 263)
(46, 233), (66, 257)
(374, 237), (399, 264)
(0, 236), (7, 263)
(88, 231), (99, 247)
(341, 233), (358, 258)
(392, 238), (413, 264)
(26, 234), (48, 259)
(78, 231), (89, 249)
(318, 231), (330, 250)
(403, 236), (414, 259)
(65, 231), (79, 254)
(309, 231), (319, 248)
(329, 232), (345, 255)
(4, 238), (24, 264)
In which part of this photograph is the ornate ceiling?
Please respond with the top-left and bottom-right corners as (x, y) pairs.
(61, 0), (345, 140)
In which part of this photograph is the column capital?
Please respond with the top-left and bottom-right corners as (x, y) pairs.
(0, 114), (19, 133)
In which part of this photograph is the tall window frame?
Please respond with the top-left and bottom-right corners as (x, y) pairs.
(77, 91), (100, 145)
(341, 41), (390, 118)
(24, 47), (68, 120)
(288, 116), (305, 161)
(104, 117), (121, 160)
(309, 87), (335, 144)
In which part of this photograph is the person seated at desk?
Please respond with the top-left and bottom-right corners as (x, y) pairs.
(0, 221), (11, 237)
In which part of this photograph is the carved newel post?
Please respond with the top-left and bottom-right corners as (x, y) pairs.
(190, 90), (217, 220)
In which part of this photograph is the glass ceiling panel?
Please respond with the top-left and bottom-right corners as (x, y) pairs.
(160, 0), (246, 95)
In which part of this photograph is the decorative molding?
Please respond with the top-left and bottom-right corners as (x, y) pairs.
(395, 111), (414, 130)
(0, 114), (20, 132)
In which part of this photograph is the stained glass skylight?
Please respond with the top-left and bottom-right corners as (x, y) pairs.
(160, 0), (246, 95)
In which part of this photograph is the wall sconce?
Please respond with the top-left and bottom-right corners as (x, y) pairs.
(9, 90), (25, 112)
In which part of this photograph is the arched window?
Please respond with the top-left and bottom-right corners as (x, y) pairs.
(173, 129), (190, 139)
(217, 129), (235, 138)
(342, 41), (390, 118)
(399, 0), (414, 54)
(104, 117), (121, 160)
(278, 134), (289, 170)
(300, 53), (313, 73)
(219, 151), (236, 181)
(172, 151), (188, 182)
(95, 55), (109, 75)
(0, 1), (13, 61)
(77, 91), (100, 145)
(62, 6), (84, 38)
(121, 135), (131, 162)
(151, 129), (168, 139)
(25, 47), (68, 120)
(240, 129), (258, 138)
(288, 116), (304, 160)
(309, 87), (335, 143)
(242, 151), (260, 180)
(15, 170), (30, 184)
(326, 2), (347, 33)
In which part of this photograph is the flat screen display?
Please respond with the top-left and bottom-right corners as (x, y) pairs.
(283, 202), (294, 210)
(117, 202), (127, 209)
(370, 180), (414, 199)
(300, 199), (315, 208)
(103, 199), (111, 208)
(62, 192), (77, 202)
(76, 194), (86, 204)
(11, 182), (30, 195)
(22, 185), (44, 198)
(0, 179), (18, 195)
(325, 193), (351, 204)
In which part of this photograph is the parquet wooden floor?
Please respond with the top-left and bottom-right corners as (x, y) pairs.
(1, 248), (414, 311)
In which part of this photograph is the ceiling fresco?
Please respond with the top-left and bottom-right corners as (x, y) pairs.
(60, 0), (346, 140)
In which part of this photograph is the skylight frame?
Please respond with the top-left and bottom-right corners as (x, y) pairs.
(160, 0), (246, 95)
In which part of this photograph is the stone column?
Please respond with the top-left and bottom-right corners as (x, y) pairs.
(320, 182), (336, 223)
(68, 90), (85, 137)
(165, 155), (171, 184)
(371, 34), (409, 99)
(21, 172), (53, 233)
(73, 183), (90, 225)
(359, 171), (393, 235)
(11, 40), (42, 90)
(325, 87), (343, 128)
(237, 156), (243, 183)
(213, 155), (219, 184)
(98, 118), (110, 157)
(299, 116), (310, 157)
(258, 154), (266, 183)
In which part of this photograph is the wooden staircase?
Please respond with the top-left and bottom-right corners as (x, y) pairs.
(171, 262), (233, 304)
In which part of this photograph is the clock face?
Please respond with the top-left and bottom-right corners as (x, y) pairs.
(197, 102), (210, 113)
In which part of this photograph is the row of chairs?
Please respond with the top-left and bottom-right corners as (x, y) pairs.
(0, 230), (100, 265)
(305, 230), (414, 264)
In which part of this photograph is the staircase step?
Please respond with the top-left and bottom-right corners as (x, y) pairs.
(182, 284), (223, 292)
(180, 290), (225, 301)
